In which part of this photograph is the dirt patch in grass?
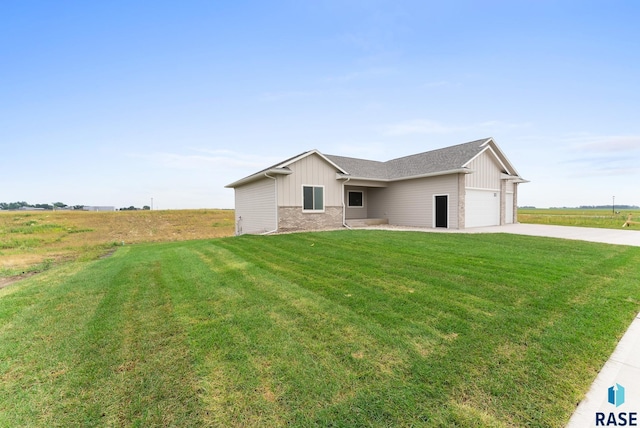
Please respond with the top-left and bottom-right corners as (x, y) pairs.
(0, 272), (37, 289)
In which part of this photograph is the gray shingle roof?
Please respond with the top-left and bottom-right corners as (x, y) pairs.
(321, 155), (388, 180)
(226, 137), (523, 188)
(326, 138), (491, 180)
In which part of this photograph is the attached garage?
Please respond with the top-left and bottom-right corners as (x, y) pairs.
(465, 189), (500, 228)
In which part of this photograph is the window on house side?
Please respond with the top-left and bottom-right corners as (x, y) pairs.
(303, 186), (324, 211)
(348, 191), (363, 207)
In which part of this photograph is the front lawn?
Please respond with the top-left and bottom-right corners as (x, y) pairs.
(1, 231), (639, 426)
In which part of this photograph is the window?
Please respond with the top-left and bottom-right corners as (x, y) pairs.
(348, 191), (363, 207)
(303, 185), (324, 212)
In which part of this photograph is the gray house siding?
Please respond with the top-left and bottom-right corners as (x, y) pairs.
(276, 153), (344, 232)
(367, 175), (459, 228)
(235, 177), (276, 234)
(276, 153), (342, 207)
(344, 186), (368, 219)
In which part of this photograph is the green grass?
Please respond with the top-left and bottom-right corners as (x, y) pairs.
(1, 230), (639, 426)
(519, 208), (640, 229)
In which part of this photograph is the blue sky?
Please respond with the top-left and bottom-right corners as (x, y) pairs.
(2, 1), (639, 209)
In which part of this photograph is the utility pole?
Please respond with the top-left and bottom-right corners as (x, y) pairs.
(613, 196), (615, 215)
(151, 197), (153, 211)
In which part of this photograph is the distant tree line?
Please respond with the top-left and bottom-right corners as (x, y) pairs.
(518, 205), (640, 210)
(520, 205), (639, 210)
(120, 206), (151, 211)
(0, 202), (150, 211)
(553, 205), (639, 210)
(576, 205), (639, 209)
(0, 201), (77, 210)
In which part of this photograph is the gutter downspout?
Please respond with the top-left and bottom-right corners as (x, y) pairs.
(341, 177), (352, 229)
(262, 172), (279, 235)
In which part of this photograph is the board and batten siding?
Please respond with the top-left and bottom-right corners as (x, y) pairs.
(465, 150), (503, 190)
(276, 153), (342, 207)
(368, 175), (459, 228)
(234, 177), (276, 234)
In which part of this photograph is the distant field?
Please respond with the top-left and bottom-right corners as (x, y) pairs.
(518, 208), (640, 229)
(1, 231), (639, 426)
(0, 209), (235, 276)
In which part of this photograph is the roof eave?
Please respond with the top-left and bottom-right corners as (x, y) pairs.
(392, 168), (472, 181)
(225, 168), (292, 188)
(280, 149), (349, 174)
(337, 168), (472, 182)
(501, 173), (529, 184)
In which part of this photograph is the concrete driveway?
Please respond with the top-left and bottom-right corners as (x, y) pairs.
(463, 223), (640, 247)
(365, 222), (640, 247)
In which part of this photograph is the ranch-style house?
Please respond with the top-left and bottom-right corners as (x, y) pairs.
(225, 137), (527, 235)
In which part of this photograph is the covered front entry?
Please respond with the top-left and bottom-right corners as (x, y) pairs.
(342, 183), (390, 227)
(434, 195), (448, 228)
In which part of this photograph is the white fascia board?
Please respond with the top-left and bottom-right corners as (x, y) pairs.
(501, 173), (528, 182)
(393, 168), (473, 181)
(479, 137), (493, 147)
(278, 149), (349, 174)
(463, 147), (485, 168)
(484, 138), (522, 177)
(337, 168), (471, 183)
(492, 144), (521, 178)
(336, 174), (387, 181)
(224, 168), (292, 188)
(463, 142), (513, 176)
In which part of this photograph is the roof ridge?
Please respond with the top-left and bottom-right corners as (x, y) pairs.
(384, 138), (491, 163)
(326, 138), (492, 180)
(327, 138), (491, 164)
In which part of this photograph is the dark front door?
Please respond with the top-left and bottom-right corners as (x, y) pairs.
(435, 195), (448, 228)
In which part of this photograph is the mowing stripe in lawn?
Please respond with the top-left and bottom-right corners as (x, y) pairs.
(0, 230), (639, 427)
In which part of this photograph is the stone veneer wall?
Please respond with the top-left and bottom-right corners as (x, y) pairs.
(278, 206), (344, 232)
(457, 173), (466, 229)
(513, 184), (519, 223)
(500, 180), (507, 225)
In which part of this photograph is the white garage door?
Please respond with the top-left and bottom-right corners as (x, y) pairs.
(466, 189), (500, 228)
